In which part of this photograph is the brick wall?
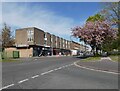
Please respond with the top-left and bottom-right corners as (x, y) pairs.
(18, 48), (33, 57)
(5, 47), (33, 58)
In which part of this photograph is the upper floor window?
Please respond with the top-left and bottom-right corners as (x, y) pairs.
(63, 40), (64, 47)
(66, 41), (67, 48)
(27, 30), (34, 42)
(44, 33), (47, 38)
(51, 36), (53, 42)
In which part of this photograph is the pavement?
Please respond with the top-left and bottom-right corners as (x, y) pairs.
(1, 56), (119, 89)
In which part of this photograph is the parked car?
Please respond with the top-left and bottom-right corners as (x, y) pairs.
(101, 52), (108, 57)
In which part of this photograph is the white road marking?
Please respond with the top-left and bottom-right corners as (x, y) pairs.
(57, 67), (62, 69)
(63, 65), (68, 68)
(48, 70), (54, 73)
(53, 68), (58, 71)
(40, 64), (73, 75)
(31, 75), (39, 78)
(1, 63), (73, 89)
(41, 70), (54, 75)
(18, 79), (29, 84)
(68, 64), (74, 66)
(74, 61), (119, 75)
(0, 84), (14, 90)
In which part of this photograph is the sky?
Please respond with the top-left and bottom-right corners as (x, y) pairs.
(1, 2), (103, 44)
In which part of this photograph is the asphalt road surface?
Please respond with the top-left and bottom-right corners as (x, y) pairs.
(2, 56), (118, 89)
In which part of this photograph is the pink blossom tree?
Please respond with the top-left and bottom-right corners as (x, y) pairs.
(72, 20), (118, 55)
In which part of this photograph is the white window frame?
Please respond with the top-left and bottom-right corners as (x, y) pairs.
(27, 30), (34, 42)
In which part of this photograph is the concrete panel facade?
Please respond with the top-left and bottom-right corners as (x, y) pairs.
(14, 27), (84, 57)
(16, 27), (45, 47)
(56, 36), (60, 49)
(15, 28), (32, 46)
(45, 32), (51, 47)
(34, 28), (44, 46)
(52, 35), (56, 48)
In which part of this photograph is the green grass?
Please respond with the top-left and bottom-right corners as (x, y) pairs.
(80, 57), (101, 62)
(109, 55), (119, 62)
(0, 59), (19, 62)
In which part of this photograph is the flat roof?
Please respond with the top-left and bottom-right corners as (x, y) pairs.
(16, 27), (81, 45)
(16, 27), (44, 32)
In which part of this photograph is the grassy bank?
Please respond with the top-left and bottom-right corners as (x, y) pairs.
(109, 55), (119, 62)
(0, 59), (19, 62)
(80, 57), (101, 62)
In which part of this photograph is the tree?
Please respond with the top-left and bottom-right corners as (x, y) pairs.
(0, 32), (2, 51)
(100, 2), (120, 50)
(87, 13), (118, 52)
(100, 2), (119, 25)
(72, 19), (117, 55)
(1, 23), (15, 49)
(86, 14), (104, 22)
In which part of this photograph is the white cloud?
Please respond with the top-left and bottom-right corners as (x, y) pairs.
(2, 2), (80, 40)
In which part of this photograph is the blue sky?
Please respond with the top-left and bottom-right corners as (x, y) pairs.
(38, 2), (101, 21)
(1, 2), (103, 43)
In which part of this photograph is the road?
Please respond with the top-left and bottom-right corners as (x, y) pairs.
(2, 56), (118, 89)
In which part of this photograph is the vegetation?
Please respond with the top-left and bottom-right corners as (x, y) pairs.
(109, 55), (119, 62)
(86, 14), (104, 22)
(72, 14), (117, 56)
(72, 2), (119, 56)
(100, 2), (119, 27)
(80, 57), (101, 62)
(1, 23), (15, 49)
(0, 58), (21, 62)
(100, 2), (120, 51)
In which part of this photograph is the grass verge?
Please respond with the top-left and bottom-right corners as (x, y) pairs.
(109, 55), (119, 62)
(80, 57), (101, 62)
(0, 59), (19, 62)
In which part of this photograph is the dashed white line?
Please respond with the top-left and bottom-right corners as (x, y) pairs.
(0, 84), (14, 90)
(31, 75), (39, 78)
(64, 65), (69, 67)
(18, 79), (29, 84)
(41, 72), (48, 75)
(47, 70), (54, 73)
(62, 66), (65, 68)
(68, 64), (74, 66)
(40, 64), (73, 75)
(57, 67), (62, 70)
(53, 68), (58, 71)
(1, 63), (74, 89)
(41, 70), (54, 75)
